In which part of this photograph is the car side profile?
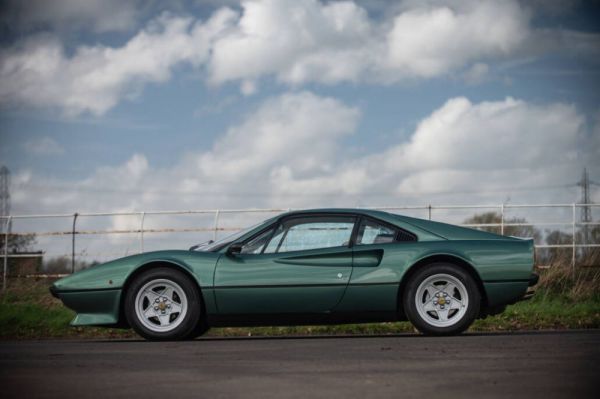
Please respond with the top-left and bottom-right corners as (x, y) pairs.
(50, 208), (538, 340)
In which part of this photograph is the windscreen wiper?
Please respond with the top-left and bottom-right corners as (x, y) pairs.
(189, 240), (214, 251)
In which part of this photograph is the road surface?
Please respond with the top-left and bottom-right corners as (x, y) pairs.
(0, 330), (597, 398)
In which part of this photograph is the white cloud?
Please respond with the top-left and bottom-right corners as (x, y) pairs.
(10, 91), (360, 212)
(0, 10), (237, 116)
(9, 91), (597, 257)
(208, 0), (374, 87)
(208, 0), (532, 86)
(226, 94), (591, 208)
(0, 0), (546, 115)
(381, 97), (586, 201)
(381, 1), (529, 80)
(391, 97), (583, 172)
(196, 91), (360, 181)
(12, 92), (594, 215)
(23, 137), (65, 156)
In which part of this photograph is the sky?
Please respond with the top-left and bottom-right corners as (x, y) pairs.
(0, 0), (600, 252)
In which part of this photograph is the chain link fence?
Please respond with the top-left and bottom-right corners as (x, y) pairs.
(2, 203), (599, 290)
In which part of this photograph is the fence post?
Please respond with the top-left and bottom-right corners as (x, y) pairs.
(3, 216), (11, 291)
(428, 204), (432, 220)
(213, 210), (220, 241)
(500, 203), (505, 235)
(140, 212), (146, 253)
(71, 213), (78, 274)
(572, 203), (576, 270)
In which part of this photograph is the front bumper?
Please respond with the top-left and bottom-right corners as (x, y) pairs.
(49, 285), (122, 326)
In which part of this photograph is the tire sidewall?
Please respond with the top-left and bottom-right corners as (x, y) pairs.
(403, 263), (481, 336)
(125, 267), (203, 341)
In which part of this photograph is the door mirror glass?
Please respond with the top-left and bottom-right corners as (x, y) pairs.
(227, 243), (243, 255)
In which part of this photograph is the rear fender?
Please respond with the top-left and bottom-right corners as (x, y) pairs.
(397, 252), (487, 318)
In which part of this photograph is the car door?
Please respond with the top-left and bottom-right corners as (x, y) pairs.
(214, 215), (356, 314)
(338, 216), (419, 313)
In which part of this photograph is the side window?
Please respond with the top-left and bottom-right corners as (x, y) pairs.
(265, 217), (355, 253)
(356, 219), (399, 245)
(240, 228), (274, 254)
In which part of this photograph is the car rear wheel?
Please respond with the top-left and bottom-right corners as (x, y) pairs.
(403, 263), (480, 336)
(124, 267), (205, 341)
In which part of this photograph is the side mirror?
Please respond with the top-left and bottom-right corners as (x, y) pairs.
(227, 243), (243, 256)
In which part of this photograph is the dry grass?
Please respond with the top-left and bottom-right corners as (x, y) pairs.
(536, 265), (600, 302)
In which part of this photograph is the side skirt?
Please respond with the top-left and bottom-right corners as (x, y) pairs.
(206, 311), (399, 327)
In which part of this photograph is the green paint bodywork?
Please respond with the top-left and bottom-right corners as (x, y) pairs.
(51, 209), (535, 327)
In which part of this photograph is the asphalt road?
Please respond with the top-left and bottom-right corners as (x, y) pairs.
(0, 330), (598, 399)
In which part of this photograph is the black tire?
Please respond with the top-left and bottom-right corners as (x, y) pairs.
(124, 267), (206, 341)
(188, 318), (210, 339)
(403, 263), (481, 336)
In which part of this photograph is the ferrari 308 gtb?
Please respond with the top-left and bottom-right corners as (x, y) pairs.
(51, 208), (538, 340)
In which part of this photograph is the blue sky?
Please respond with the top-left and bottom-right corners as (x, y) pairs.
(0, 0), (599, 219)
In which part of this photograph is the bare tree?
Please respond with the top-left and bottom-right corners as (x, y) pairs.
(463, 212), (540, 240)
(0, 233), (36, 253)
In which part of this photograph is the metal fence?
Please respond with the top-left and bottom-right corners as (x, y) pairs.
(1, 203), (599, 290)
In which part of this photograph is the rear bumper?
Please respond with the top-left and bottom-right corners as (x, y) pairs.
(529, 272), (539, 287)
(521, 290), (535, 301)
(520, 273), (539, 301)
(483, 273), (539, 306)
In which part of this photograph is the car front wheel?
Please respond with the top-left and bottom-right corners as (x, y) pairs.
(124, 267), (204, 341)
(403, 263), (481, 336)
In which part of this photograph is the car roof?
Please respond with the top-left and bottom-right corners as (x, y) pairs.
(280, 208), (508, 241)
(277, 208), (436, 238)
(282, 208), (397, 219)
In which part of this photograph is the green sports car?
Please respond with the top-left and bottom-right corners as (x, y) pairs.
(50, 208), (538, 340)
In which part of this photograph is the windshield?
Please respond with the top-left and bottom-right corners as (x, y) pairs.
(192, 219), (272, 252)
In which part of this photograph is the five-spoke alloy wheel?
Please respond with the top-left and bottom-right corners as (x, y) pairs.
(404, 263), (480, 335)
(134, 279), (188, 333)
(125, 267), (205, 341)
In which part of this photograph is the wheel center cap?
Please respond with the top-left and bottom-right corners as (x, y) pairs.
(158, 302), (167, 311)
(438, 297), (446, 305)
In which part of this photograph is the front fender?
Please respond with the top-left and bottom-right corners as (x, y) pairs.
(126, 257), (197, 286)
(51, 251), (221, 326)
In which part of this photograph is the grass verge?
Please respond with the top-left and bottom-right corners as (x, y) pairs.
(1, 266), (599, 340)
